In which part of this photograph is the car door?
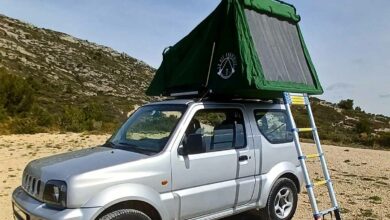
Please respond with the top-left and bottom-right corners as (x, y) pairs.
(171, 104), (256, 219)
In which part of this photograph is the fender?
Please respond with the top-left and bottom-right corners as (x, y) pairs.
(257, 161), (303, 207)
(82, 183), (170, 220)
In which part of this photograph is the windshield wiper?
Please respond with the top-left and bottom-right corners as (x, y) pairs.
(104, 140), (158, 155)
(103, 141), (116, 148)
(116, 142), (156, 155)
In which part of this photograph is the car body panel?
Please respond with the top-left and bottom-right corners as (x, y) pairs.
(169, 103), (257, 219)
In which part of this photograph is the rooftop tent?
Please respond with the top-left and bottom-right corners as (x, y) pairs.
(146, 0), (323, 98)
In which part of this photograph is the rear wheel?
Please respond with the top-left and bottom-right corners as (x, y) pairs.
(98, 209), (151, 220)
(259, 178), (298, 220)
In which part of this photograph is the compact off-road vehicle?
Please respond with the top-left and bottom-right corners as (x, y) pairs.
(13, 99), (303, 220)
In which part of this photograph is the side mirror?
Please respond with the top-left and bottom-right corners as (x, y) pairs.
(178, 144), (188, 156)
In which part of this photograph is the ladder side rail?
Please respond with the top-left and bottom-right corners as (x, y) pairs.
(283, 93), (321, 217)
(305, 96), (340, 213)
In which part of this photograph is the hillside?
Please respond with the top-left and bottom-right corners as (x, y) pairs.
(0, 14), (155, 132)
(0, 14), (388, 148)
(293, 98), (390, 149)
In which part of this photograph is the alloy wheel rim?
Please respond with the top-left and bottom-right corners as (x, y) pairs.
(274, 187), (294, 219)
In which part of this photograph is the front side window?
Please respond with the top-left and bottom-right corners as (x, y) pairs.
(254, 110), (293, 144)
(183, 108), (246, 154)
(108, 104), (186, 155)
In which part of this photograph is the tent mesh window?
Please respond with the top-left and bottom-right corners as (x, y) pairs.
(245, 9), (314, 86)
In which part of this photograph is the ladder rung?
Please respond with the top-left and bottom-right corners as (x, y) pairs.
(290, 96), (306, 105)
(313, 179), (329, 186)
(298, 128), (314, 132)
(319, 207), (338, 216)
(306, 153), (320, 159)
(298, 153), (323, 160)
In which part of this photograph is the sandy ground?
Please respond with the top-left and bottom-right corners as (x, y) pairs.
(0, 133), (389, 220)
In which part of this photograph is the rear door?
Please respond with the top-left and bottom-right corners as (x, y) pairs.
(171, 104), (256, 219)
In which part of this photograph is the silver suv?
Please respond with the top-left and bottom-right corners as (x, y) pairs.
(12, 99), (303, 220)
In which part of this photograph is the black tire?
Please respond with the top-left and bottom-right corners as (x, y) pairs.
(259, 178), (298, 220)
(98, 209), (152, 220)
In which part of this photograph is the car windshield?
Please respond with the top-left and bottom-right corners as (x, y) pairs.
(107, 104), (186, 155)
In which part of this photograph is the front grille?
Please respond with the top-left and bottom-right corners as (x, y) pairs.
(22, 173), (44, 202)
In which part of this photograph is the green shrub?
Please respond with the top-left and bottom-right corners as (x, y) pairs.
(355, 106), (362, 112)
(58, 102), (107, 132)
(10, 117), (39, 134)
(0, 68), (35, 115)
(31, 104), (53, 127)
(357, 135), (375, 147)
(375, 133), (390, 149)
(83, 102), (104, 121)
(59, 106), (86, 132)
(355, 119), (372, 134)
(338, 99), (354, 110)
(0, 107), (7, 122)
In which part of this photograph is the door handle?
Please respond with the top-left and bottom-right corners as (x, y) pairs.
(238, 155), (248, 162)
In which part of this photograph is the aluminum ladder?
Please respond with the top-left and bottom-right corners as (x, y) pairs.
(283, 92), (341, 220)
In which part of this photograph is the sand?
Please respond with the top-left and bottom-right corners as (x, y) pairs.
(0, 133), (389, 220)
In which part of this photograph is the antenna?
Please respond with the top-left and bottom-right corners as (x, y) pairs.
(205, 42), (216, 87)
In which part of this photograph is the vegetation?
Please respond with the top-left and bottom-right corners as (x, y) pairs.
(338, 99), (354, 110)
(292, 98), (390, 149)
(0, 69), (121, 134)
(0, 68), (34, 117)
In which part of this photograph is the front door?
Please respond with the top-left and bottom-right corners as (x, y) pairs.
(171, 105), (256, 219)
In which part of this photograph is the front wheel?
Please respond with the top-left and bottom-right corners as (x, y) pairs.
(98, 209), (152, 220)
(259, 178), (298, 220)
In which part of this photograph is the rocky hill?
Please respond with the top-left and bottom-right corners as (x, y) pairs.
(0, 14), (388, 148)
(0, 14), (154, 116)
(293, 98), (389, 149)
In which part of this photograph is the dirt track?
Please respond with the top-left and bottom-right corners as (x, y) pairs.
(0, 133), (389, 220)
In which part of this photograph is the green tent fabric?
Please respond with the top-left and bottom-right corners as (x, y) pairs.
(146, 0), (323, 98)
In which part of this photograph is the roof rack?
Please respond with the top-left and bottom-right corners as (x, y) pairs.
(167, 90), (283, 105)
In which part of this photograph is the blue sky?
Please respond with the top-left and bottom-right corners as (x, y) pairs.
(1, 0), (389, 116)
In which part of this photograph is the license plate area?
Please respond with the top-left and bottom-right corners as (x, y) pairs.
(13, 203), (28, 220)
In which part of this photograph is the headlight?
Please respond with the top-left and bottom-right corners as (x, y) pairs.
(43, 180), (67, 209)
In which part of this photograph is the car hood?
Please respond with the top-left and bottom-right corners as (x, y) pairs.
(24, 146), (148, 182)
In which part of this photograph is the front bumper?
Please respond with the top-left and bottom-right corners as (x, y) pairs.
(12, 186), (101, 220)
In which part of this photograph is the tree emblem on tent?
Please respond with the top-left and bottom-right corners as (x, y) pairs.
(217, 52), (237, 79)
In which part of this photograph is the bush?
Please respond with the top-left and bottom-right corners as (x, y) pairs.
(338, 99), (354, 110)
(31, 104), (53, 127)
(0, 68), (34, 115)
(10, 117), (39, 134)
(0, 107), (7, 122)
(59, 102), (106, 132)
(357, 135), (375, 147)
(59, 106), (86, 132)
(355, 119), (372, 134)
(83, 102), (104, 121)
(375, 133), (390, 149)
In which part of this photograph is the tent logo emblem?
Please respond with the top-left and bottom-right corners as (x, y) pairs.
(217, 52), (237, 79)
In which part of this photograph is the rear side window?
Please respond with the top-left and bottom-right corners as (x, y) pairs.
(254, 110), (293, 144)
